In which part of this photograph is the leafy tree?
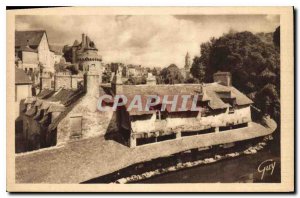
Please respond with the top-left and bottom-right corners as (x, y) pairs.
(190, 56), (206, 82)
(124, 75), (147, 85)
(184, 77), (200, 84)
(152, 68), (158, 76)
(273, 26), (280, 49)
(159, 64), (184, 84)
(198, 31), (280, 120)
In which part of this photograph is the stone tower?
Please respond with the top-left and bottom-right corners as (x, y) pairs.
(185, 52), (191, 70)
(184, 52), (191, 78)
(77, 34), (103, 97)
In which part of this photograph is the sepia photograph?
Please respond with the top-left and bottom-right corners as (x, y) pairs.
(6, 6), (294, 192)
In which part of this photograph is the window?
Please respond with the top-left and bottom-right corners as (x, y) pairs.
(70, 115), (82, 137)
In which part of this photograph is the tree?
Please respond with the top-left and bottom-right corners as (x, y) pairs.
(198, 31), (280, 120)
(190, 56), (206, 82)
(159, 64), (184, 84)
(273, 26), (280, 49)
(152, 68), (158, 76)
(124, 75), (147, 85)
(184, 77), (200, 84)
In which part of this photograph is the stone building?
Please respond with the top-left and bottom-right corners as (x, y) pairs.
(15, 30), (55, 73)
(109, 71), (254, 147)
(19, 41), (269, 153)
(15, 68), (32, 119)
(20, 35), (111, 152)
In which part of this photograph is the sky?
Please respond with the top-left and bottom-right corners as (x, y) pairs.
(16, 15), (280, 68)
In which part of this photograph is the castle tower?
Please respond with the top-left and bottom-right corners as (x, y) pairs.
(77, 34), (102, 96)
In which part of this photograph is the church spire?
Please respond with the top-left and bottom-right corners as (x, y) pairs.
(185, 51), (191, 70)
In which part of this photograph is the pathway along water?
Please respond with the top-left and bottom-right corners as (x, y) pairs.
(132, 149), (280, 183)
(83, 135), (280, 183)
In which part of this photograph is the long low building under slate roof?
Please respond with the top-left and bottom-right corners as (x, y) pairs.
(113, 82), (253, 115)
(15, 118), (277, 183)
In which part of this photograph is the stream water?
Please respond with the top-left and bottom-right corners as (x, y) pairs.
(133, 149), (280, 183)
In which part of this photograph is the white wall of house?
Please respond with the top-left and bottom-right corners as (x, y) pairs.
(15, 84), (32, 119)
(21, 51), (39, 72)
(130, 106), (252, 134)
(37, 33), (54, 73)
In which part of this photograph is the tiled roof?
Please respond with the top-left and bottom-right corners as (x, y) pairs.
(15, 68), (32, 85)
(15, 30), (46, 47)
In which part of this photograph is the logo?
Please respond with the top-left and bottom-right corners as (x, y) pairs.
(97, 94), (202, 112)
(257, 159), (276, 180)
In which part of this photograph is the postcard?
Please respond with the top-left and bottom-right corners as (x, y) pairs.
(6, 6), (294, 192)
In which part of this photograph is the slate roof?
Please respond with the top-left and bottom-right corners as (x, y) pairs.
(118, 83), (253, 115)
(203, 83), (253, 109)
(15, 30), (46, 48)
(17, 45), (38, 53)
(36, 89), (56, 99)
(49, 45), (64, 55)
(120, 84), (203, 115)
(15, 68), (32, 85)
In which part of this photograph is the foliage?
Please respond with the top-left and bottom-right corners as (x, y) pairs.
(273, 26), (280, 49)
(184, 77), (200, 84)
(190, 56), (206, 82)
(102, 70), (112, 83)
(159, 64), (184, 84)
(198, 30), (280, 120)
(124, 75), (147, 85)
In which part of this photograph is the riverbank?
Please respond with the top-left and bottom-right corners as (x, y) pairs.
(88, 135), (274, 183)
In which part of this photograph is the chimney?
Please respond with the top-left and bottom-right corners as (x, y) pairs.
(84, 69), (99, 97)
(82, 33), (86, 48)
(111, 70), (123, 94)
(213, 71), (232, 86)
(72, 47), (77, 64)
(146, 73), (156, 85)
